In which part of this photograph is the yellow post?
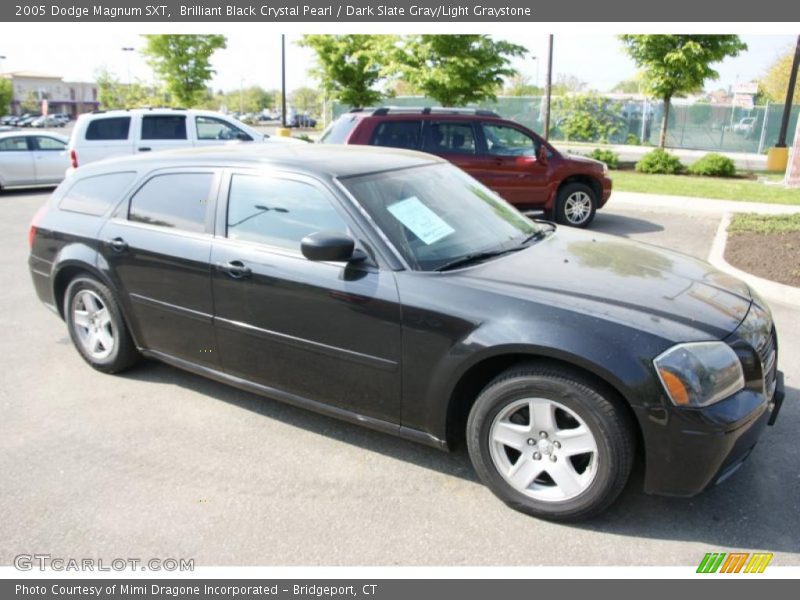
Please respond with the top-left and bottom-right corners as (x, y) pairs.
(275, 128), (292, 137)
(766, 147), (789, 172)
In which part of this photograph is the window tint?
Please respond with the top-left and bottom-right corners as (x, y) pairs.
(227, 175), (348, 252)
(422, 122), (476, 154)
(85, 117), (131, 141)
(369, 121), (422, 150)
(129, 173), (212, 233)
(319, 115), (358, 144)
(196, 116), (250, 141)
(35, 137), (66, 151)
(59, 172), (136, 216)
(141, 115), (187, 140)
(0, 137), (29, 151)
(482, 123), (540, 157)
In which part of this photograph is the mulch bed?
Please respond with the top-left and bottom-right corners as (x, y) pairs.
(725, 231), (800, 287)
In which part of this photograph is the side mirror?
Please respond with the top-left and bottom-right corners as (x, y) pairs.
(536, 144), (549, 165)
(237, 132), (253, 141)
(301, 231), (365, 263)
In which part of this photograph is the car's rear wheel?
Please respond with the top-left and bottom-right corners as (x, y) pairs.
(65, 276), (139, 373)
(466, 364), (634, 521)
(555, 182), (597, 228)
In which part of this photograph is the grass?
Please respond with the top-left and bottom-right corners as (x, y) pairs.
(728, 212), (800, 235)
(611, 170), (800, 205)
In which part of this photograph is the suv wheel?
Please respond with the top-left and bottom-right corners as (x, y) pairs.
(466, 364), (634, 521)
(555, 182), (597, 228)
(65, 276), (140, 373)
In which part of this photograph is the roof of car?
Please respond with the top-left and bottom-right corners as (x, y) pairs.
(74, 143), (444, 179)
(0, 130), (68, 141)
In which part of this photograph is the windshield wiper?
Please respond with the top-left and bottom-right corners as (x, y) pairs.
(517, 222), (556, 246)
(435, 247), (523, 272)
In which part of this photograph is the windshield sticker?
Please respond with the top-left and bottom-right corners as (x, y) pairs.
(387, 196), (455, 245)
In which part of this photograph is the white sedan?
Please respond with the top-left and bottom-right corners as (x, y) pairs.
(0, 131), (69, 191)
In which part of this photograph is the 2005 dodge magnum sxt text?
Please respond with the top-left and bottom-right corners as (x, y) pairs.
(28, 145), (785, 520)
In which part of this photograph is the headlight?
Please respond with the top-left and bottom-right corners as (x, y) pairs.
(654, 342), (744, 407)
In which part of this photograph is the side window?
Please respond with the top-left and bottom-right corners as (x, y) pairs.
(319, 115), (358, 144)
(481, 123), (540, 157)
(0, 137), (29, 151)
(85, 117), (131, 141)
(129, 173), (213, 233)
(369, 121), (422, 150)
(226, 175), (348, 252)
(422, 122), (477, 154)
(59, 172), (136, 216)
(196, 116), (250, 141)
(141, 115), (187, 140)
(35, 137), (67, 151)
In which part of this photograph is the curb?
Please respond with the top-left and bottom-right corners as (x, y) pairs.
(609, 191), (800, 216)
(708, 212), (800, 309)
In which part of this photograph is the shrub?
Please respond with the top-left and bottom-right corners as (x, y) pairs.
(687, 153), (736, 177)
(625, 133), (640, 145)
(635, 149), (684, 174)
(587, 148), (619, 169)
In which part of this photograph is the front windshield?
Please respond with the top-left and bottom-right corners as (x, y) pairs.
(340, 163), (542, 271)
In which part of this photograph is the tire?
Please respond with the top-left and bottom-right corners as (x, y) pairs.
(466, 364), (634, 521)
(555, 182), (597, 228)
(64, 276), (140, 373)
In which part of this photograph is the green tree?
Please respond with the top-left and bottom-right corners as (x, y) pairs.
(503, 74), (542, 97)
(395, 35), (526, 106)
(0, 78), (13, 114)
(299, 35), (395, 107)
(759, 45), (800, 103)
(95, 68), (163, 109)
(611, 73), (645, 94)
(551, 73), (587, 95)
(552, 93), (624, 142)
(141, 34), (227, 107)
(289, 87), (322, 115)
(619, 35), (747, 147)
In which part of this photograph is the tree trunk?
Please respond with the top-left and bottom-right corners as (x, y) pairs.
(659, 96), (671, 149)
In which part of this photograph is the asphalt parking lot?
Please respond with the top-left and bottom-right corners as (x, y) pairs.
(1, 189), (798, 567)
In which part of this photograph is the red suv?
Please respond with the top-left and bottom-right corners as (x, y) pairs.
(320, 107), (612, 227)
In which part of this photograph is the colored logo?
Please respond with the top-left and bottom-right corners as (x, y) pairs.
(697, 552), (773, 573)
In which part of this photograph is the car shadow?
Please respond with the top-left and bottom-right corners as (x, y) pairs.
(590, 212), (665, 237)
(121, 360), (799, 555)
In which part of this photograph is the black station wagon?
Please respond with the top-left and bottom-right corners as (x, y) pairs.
(28, 145), (784, 520)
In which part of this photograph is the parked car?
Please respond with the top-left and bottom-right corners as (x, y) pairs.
(320, 107), (612, 228)
(289, 113), (317, 128)
(0, 115), (17, 126)
(0, 131), (69, 190)
(18, 114), (42, 127)
(31, 115), (66, 128)
(733, 117), (757, 136)
(67, 107), (297, 169)
(28, 145), (783, 520)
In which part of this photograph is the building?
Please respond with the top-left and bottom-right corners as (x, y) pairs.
(0, 71), (99, 117)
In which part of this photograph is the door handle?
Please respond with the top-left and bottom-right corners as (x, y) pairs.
(215, 260), (252, 279)
(106, 237), (128, 252)
(138, 147), (151, 152)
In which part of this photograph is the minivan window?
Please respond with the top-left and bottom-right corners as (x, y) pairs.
(85, 117), (131, 141)
(319, 115), (358, 144)
(226, 175), (348, 252)
(129, 173), (213, 233)
(422, 122), (477, 154)
(59, 172), (136, 216)
(141, 115), (188, 140)
(370, 121), (422, 150)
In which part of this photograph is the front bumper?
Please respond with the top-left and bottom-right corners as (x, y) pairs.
(639, 370), (785, 497)
(599, 176), (612, 207)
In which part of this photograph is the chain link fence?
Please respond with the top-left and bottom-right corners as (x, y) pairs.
(332, 96), (799, 154)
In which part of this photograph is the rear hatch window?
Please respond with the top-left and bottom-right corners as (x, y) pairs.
(319, 115), (359, 144)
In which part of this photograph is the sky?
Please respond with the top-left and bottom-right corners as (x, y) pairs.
(0, 31), (795, 95)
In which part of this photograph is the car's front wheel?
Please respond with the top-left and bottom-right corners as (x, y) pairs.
(466, 364), (634, 521)
(554, 182), (597, 228)
(65, 276), (140, 373)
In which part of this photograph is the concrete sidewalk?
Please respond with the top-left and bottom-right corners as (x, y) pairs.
(609, 190), (800, 215)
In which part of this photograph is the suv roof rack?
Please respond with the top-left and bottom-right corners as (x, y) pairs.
(90, 106), (188, 114)
(351, 106), (501, 118)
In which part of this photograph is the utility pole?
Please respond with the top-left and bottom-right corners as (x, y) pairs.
(544, 35), (554, 141)
(281, 34), (287, 129)
(776, 34), (800, 148)
(121, 47), (134, 86)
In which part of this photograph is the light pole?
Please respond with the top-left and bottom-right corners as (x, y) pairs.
(531, 55), (539, 89)
(544, 35), (554, 141)
(281, 34), (287, 129)
(121, 47), (134, 86)
(239, 78), (245, 115)
(0, 55), (6, 72)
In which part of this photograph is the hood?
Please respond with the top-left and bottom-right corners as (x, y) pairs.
(449, 227), (751, 342)
(564, 153), (605, 170)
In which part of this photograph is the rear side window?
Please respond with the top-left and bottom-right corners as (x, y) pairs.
(85, 117), (131, 141)
(141, 115), (187, 140)
(319, 115), (358, 144)
(0, 137), (30, 151)
(129, 173), (213, 233)
(369, 121), (422, 150)
(422, 122), (477, 154)
(59, 172), (136, 216)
